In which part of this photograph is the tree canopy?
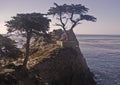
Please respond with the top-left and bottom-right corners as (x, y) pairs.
(48, 3), (96, 32)
(6, 13), (50, 34)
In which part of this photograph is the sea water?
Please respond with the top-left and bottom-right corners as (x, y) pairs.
(77, 35), (120, 85)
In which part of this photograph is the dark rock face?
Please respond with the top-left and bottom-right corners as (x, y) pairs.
(0, 47), (96, 85)
(0, 67), (45, 85)
(29, 29), (96, 85)
(31, 47), (96, 85)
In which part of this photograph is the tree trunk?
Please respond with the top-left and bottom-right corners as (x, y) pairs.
(22, 32), (31, 69)
(64, 29), (69, 41)
(67, 29), (78, 41)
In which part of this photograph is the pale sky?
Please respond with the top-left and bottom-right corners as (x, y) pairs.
(0, 0), (120, 35)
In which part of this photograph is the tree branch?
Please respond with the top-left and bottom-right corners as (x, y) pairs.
(70, 12), (82, 30)
(64, 18), (68, 26)
(70, 12), (77, 30)
(59, 12), (66, 31)
(70, 12), (76, 23)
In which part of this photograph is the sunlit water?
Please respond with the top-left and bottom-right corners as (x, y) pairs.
(77, 35), (120, 85)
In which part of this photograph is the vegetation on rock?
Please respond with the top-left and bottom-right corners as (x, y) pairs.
(6, 13), (50, 69)
(0, 34), (22, 59)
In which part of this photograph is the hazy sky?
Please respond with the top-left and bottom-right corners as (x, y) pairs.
(0, 0), (120, 35)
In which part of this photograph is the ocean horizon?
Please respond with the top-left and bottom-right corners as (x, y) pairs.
(76, 34), (120, 40)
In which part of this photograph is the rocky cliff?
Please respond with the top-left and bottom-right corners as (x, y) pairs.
(0, 30), (96, 85)
(0, 44), (96, 85)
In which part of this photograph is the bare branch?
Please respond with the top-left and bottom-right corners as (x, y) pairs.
(70, 22), (77, 30)
(70, 12), (76, 23)
(59, 12), (66, 31)
(64, 18), (69, 26)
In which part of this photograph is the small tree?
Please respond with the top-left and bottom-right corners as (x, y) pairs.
(6, 13), (50, 69)
(48, 3), (96, 40)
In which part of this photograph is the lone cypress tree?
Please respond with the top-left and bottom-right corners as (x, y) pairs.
(48, 3), (96, 40)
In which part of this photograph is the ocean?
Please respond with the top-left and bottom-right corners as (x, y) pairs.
(77, 35), (120, 85)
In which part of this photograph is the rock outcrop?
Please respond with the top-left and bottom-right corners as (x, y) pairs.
(0, 29), (96, 85)
(30, 47), (96, 85)
(29, 29), (96, 85)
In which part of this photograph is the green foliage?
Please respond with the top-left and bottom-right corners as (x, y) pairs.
(48, 3), (89, 15)
(0, 35), (22, 59)
(6, 13), (50, 34)
(48, 3), (96, 31)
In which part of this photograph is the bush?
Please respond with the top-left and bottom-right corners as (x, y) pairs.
(0, 34), (22, 59)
